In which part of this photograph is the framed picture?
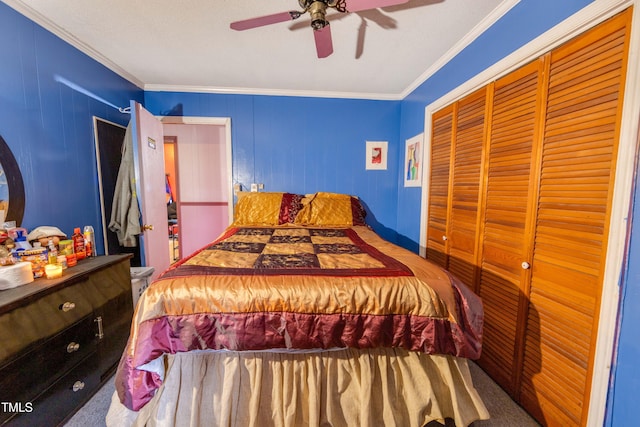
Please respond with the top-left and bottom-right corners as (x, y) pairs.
(404, 133), (423, 187)
(365, 141), (388, 170)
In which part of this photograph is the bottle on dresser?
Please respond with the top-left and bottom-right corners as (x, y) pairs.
(83, 225), (96, 257)
(71, 227), (86, 261)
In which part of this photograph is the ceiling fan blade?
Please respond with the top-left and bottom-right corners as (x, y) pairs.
(314, 25), (333, 58)
(230, 11), (301, 31)
(344, 0), (410, 12)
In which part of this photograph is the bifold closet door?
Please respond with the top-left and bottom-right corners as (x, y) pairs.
(447, 88), (487, 288)
(424, 7), (632, 427)
(477, 59), (545, 395)
(426, 105), (454, 268)
(520, 10), (631, 426)
(426, 91), (486, 281)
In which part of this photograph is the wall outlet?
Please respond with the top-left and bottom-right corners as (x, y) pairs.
(258, 183), (264, 190)
(233, 183), (242, 195)
(250, 183), (258, 192)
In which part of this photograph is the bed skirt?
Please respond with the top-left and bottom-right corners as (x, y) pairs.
(106, 348), (489, 427)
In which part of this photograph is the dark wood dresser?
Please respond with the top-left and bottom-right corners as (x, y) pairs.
(0, 255), (133, 426)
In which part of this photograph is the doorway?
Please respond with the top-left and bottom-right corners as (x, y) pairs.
(164, 136), (179, 263)
(160, 117), (233, 262)
(93, 117), (142, 264)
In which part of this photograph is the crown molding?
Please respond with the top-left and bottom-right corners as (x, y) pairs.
(423, 0), (634, 113)
(143, 84), (403, 101)
(399, 0), (521, 99)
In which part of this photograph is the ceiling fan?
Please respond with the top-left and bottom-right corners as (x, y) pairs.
(230, 0), (410, 58)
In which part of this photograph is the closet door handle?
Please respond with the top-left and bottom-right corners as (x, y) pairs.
(522, 262), (531, 270)
(442, 235), (448, 241)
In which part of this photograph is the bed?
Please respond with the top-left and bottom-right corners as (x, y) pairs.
(106, 192), (489, 427)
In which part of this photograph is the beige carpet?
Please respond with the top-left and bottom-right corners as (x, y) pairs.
(64, 361), (540, 427)
(467, 362), (540, 427)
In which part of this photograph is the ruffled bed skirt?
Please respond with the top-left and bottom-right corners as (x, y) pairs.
(106, 348), (489, 427)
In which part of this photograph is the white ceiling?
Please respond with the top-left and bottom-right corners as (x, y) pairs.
(3, 0), (516, 100)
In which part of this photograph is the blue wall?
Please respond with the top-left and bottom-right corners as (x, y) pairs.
(1, 0), (638, 424)
(144, 92), (402, 242)
(605, 161), (640, 426)
(0, 2), (143, 253)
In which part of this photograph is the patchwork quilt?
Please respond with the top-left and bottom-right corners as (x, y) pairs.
(115, 225), (484, 411)
(171, 227), (413, 276)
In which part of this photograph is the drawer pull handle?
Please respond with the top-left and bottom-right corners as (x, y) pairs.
(72, 381), (85, 392)
(60, 302), (76, 312)
(95, 316), (104, 339)
(67, 342), (80, 353)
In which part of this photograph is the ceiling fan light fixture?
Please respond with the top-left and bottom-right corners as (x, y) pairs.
(308, 1), (329, 30)
(233, 0), (411, 58)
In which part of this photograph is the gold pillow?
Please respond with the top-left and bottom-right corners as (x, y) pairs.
(294, 193), (366, 226)
(314, 192), (351, 199)
(232, 192), (285, 226)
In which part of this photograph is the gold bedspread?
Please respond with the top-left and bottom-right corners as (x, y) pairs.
(115, 225), (484, 413)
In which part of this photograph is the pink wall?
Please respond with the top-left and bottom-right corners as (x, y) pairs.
(162, 123), (229, 257)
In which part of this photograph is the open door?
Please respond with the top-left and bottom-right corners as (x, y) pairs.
(130, 101), (170, 280)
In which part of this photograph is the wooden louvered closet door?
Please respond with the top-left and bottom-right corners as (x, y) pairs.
(424, 8), (632, 427)
(447, 88), (486, 286)
(426, 105), (454, 268)
(477, 59), (546, 396)
(520, 11), (631, 426)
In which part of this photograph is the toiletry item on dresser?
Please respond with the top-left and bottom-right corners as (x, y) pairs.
(47, 238), (58, 264)
(57, 255), (67, 269)
(83, 225), (95, 257)
(66, 252), (77, 268)
(72, 228), (86, 260)
(9, 227), (31, 251)
(59, 239), (73, 256)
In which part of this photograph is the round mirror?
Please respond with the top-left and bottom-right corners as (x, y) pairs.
(0, 135), (25, 226)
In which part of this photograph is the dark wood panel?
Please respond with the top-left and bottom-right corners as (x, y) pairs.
(0, 255), (133, 427)
(2, 353), (100, 427)
(0, 316), (97, 411)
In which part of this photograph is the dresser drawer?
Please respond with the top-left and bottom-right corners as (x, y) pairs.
(83, 258), (132, 309)
(0, 352), (100, 427)
(0, 255), (133, 426)
(97, 289), (133, 379)
(0, 279), (93, 364)
(84, 257), (133, 378)
(0, 315), (97, 406)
